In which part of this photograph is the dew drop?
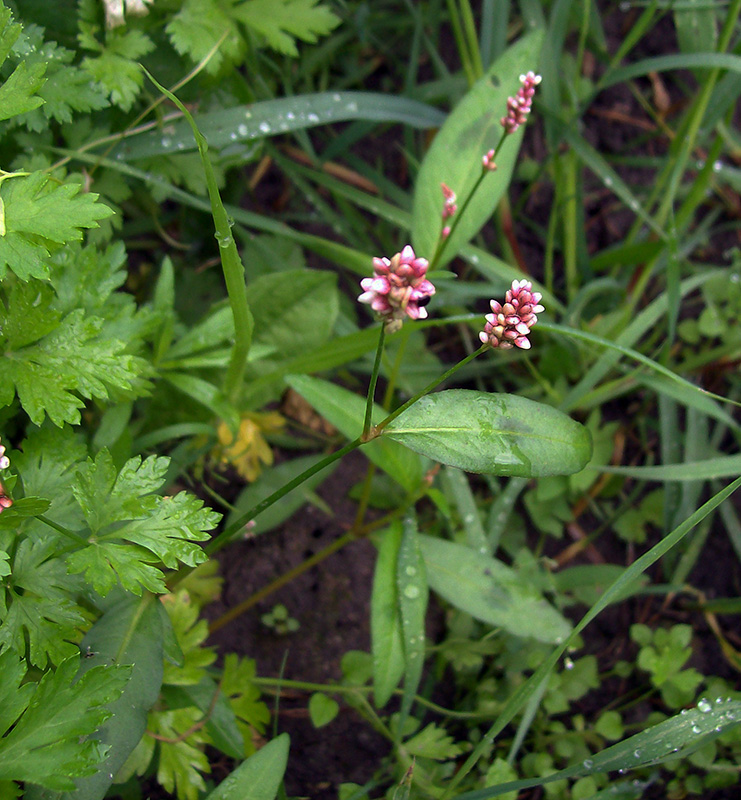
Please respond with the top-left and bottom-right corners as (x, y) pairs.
(161, 137), (171, 148)
(604, 176), (613, 187)
(347, 102), (358, 113)
(405, 566), (417, 577)
(286, 111), (296, 120)
(245, 110), (252, 118)
(404, 585), (420, 599)
(698, 698), (712, 713)
(583, 759), (593, 770)
(633, 749), (641, 758)
(332, 93), (342, 101)
(692, 724), (702, 734)
(307, 112), (320, 123)
(713, 160), (723, 172)
(619, 0), (630, 9)
(564, 657), (575, 670)
(680, 708), (689, 715)
(230, 132), (238, 140)
(730, 273), (740, 284)
(259, 121), (271, 134)
(238, 123), (248, 136)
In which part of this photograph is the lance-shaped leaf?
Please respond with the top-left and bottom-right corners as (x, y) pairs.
(382, 390), (592, 477)
(418, 534), (571, 644)
(411, 30), (544, 264)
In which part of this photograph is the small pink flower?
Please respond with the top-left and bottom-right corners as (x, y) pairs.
(441, 225), (451, 239)
(358, 245), (436, 333)
(501, 71), (541, 134)
(482, 149), (498, 171)
(479, 279), (544, 350)
(441, 182), (457, 220)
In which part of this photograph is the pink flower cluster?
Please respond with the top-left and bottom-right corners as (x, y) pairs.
(440, 183), (457, 238)
(358, 245), (436, 333)
(482, 149), (498, 171)
(501, 72), (542, 134)
(0, 439), (12, 512)
(480, 279), (544, 350)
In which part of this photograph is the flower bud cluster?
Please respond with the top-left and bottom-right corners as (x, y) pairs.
(358, 245), (436, 333)
(482, 149), (498, 171)
(479, 279), (544, 350)
(0, 439), (12, 512)
(501, 72), (542, 134)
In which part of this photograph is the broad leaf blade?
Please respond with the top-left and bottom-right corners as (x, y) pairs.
(418, 534), (571, 644)
(383, 390), (592, 477)
(411, 30), (544, 264)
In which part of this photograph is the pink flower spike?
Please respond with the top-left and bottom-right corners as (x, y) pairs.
(440, 183), (458, 221)
(358, 245), (436, 333)
(482, 149), (498, 171)
(480, 279), (544, 351)
(501, 71), (542, 134)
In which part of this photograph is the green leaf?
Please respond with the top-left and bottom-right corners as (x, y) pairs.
(308, 693), (340, 728)
(246, 270), (339, 366)
(166, 0), (244, 74)
(411, 30), (544, 264)
(113, 92), (445, 160)
(0, 538), (87, 668)
(452, 700), (741, 799)
(28, 595), (166, 800)
(396, 515), (428, 740)
(234, 0), (341, 57)
(418, 534), (571, 644)
(0, 652), (130, 791)
(371, 523), (405, 709)
(405, 723), (465, 761)
(67, 450), (219, 595)
(80, 27), (154, 111)
(0, 6), (46, 122)
(0, 173), (113, 281)
(204, 733), (290, 800)
(284, 374), (424, 492)
(601, 455), (741, 482)
(382, 390), (592, 477)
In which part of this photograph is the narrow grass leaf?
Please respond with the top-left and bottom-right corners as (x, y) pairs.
(111, 92), (445, 160)
(599, 454), (741, 481)
(455, 700), (741, 799)
(600, 52), (741, 89)
(442, 477), (741, 796)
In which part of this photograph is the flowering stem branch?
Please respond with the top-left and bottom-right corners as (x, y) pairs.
(373, 344), (488, 435)
(429, 130), (510, 271)
(363, 325), (386, 438)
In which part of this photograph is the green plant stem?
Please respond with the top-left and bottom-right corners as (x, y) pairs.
(373, 344), (488, 435)
(430, 130), (510, 270)
(250, 676), (483, 720)
(209, 529), (356, 633)
(457, 0), (484, 79)
(363, 325), (386, 438)
(446, 0), (476, 86)
(142, 70), (254, 406)
(38, 515), (88, 545)
(205, 436), (362, 557)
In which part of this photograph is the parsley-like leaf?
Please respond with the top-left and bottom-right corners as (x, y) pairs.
(166, 0), (245, 75)
(234, 0), (341, 57)
(0, 651), (130, 790)
(0, 172), (113, 280)
(80, 24), (154, 111)
(67, 450), (219, 596)
(0, 280), (149, 426)
(0, 7), (45, 122)
(0, 538), (88, 668)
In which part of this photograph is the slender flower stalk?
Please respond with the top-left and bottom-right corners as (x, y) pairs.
(430, 71), (542, 271)
(479, 279), (544, 350)
(0, 439), (11, 512)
